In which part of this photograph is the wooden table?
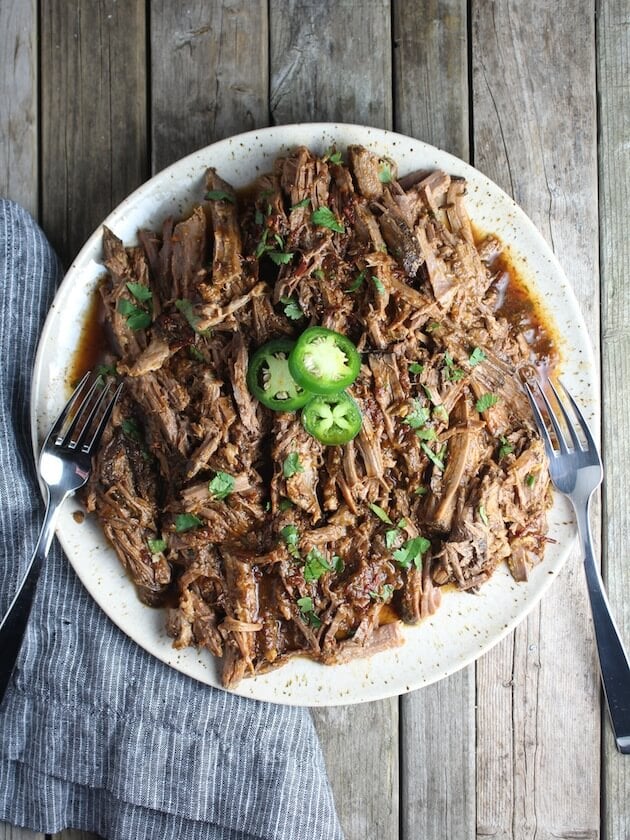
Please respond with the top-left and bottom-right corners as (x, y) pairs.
(1, 2), (628, 838)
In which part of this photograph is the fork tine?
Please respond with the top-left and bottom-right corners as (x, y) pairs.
(558, 379), (598, 453)
(80, 382), (123, 454)
(47, 371), (91, 444)
(525, 381), (556, 457)
(69, 380), (115, 450)
(547, 379), (583, 451)
(533, 380), (570, 454)
(61, 376), (108, 446)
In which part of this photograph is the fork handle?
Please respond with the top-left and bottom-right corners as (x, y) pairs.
(576, 498), (630, 754)
(0, 488), (67, 706)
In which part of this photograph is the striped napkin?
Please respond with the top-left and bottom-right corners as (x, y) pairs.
(0, 199), (343, 840)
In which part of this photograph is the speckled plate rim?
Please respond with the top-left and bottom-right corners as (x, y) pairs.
(31, 123), (597, 706)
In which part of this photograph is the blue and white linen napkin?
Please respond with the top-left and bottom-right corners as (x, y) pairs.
(0, 199), (344, 840)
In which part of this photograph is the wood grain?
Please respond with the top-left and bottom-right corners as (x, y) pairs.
(40, 0), (147, 267)
(0, 823), (43, 840)
(393, 0), (469, 158)
(0, 0), (37, 217)
(270, 0), (392, 129)
(472, 2), (600, 838)
(149, 0), (268, 174)
(393, 3), (476, 839)
(598, 1), (630, 838)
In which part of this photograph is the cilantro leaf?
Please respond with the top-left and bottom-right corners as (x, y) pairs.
(148, 537), (167, 554)
(476, 393), (500, 413)
(175, 298), (209, 335)
(283, 452), (304, 478)
(414, 485), (428, 496)
(332, 555), (345, 573)
(205, 189), (235, 203)
(117, 298), (151, 331)
(378, 162), (393, 183)
(347, 270), (365, 292)
(126, 281), (153, 303)
(291, 197), (311, 210)
(311, 206), (345, 233)
(409, 362), (424, 375)
(385, 528), (401, 549)
(469, 347), (486, 366)
(208, 471), (234, 500)
(280, 295), (304, 321)
(444, 351), (466, 382)
(404, 399), (431, 430)
(393, 536), (431, 570)
(297, 596), (322, 627)
(303, 548), (332, 583)
(368, 502), (393, 525)
(526, 473), (537, 487)
(371, 275), (386, 295)
(268, 251), (295, 266)
(278, 497), (294, 511)
(121, 418), (143, 443)
(499, 436), (514, 459)
(421, 442), (446, 471)
(280, 523), (300, 558)
(324, 148), (343, 165)
(174, 513), (203, 533)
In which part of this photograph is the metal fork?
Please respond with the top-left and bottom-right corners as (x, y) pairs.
(526, 377), (630, 753)
(0, 371), (122, 704)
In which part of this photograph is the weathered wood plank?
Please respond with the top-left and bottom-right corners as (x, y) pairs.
(393, 3), (476, 839)
(150, 0), (268, 173)
(598, 1), (630, 838)
(270, 0), (392, 129)
(472, 2), (600, 838)
(0, 823), (43, 840)
(0, 0), (37, 217)
(393, 0), (469, 158)
(269, 3), (396, 837)
(40, 0), (147, 267)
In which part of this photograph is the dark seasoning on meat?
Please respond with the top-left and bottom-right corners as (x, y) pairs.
(80, 145), (556, 688)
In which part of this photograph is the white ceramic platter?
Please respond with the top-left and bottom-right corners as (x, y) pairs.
(31, 123), (596, 706)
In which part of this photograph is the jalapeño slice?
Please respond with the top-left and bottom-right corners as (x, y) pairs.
(247, 339), (312, 411)
(302, 392), (362, 445)
(288, 326), (361, 395)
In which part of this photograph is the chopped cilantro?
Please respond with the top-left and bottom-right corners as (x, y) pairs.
(414, 485), (428, 496)
(280, 524), (300, 558)
(126, 281), (152, 303)
(409, 362), (424, 375)
(268, 251), (294, 266)
(368, 502), (393, 525)
(291, 197), (311, 210)
(174, 513), (203, 533)
(332, 555), (345, 573)
(205, 189), (235, 203)
(476, 393), (500, 413)
(404, 399), (431, 430)
(208, 471), (234, 500)
(421, 442), (445, 471)
(469, 347), (486, 366)
(188, 345), (205, 362)
(121, 418), (143, 443)
(324, 148), (343, 165)
(278, 497), (294, 511)
(499, 436), (514, 459)
(148, 538), (167, 554)
(283, 452), (304, 478)
(415, 427), (438, 441)
(372, 275), (386, 295)
(313, 268), (326, 280)
(297, 596), (322, 628)
(393, 536), (431, 570)
(347, 270), (365, 292)
(426, 321), (440, 333)
(385, 528), (401, 549)
(175, 298), (209, 336)
(433, 404), (449, 424)
(444, 351), (466, 382)
(117, 297), (151, 331)
(526, 473), (537, 487)
(280, 295), (304, 320)
(311, 206), (345, 233)
(304, 547), (332, 583)
(378, 162), (393, 183)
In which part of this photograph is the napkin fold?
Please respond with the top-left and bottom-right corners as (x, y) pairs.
(0, 200), (344, 840)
